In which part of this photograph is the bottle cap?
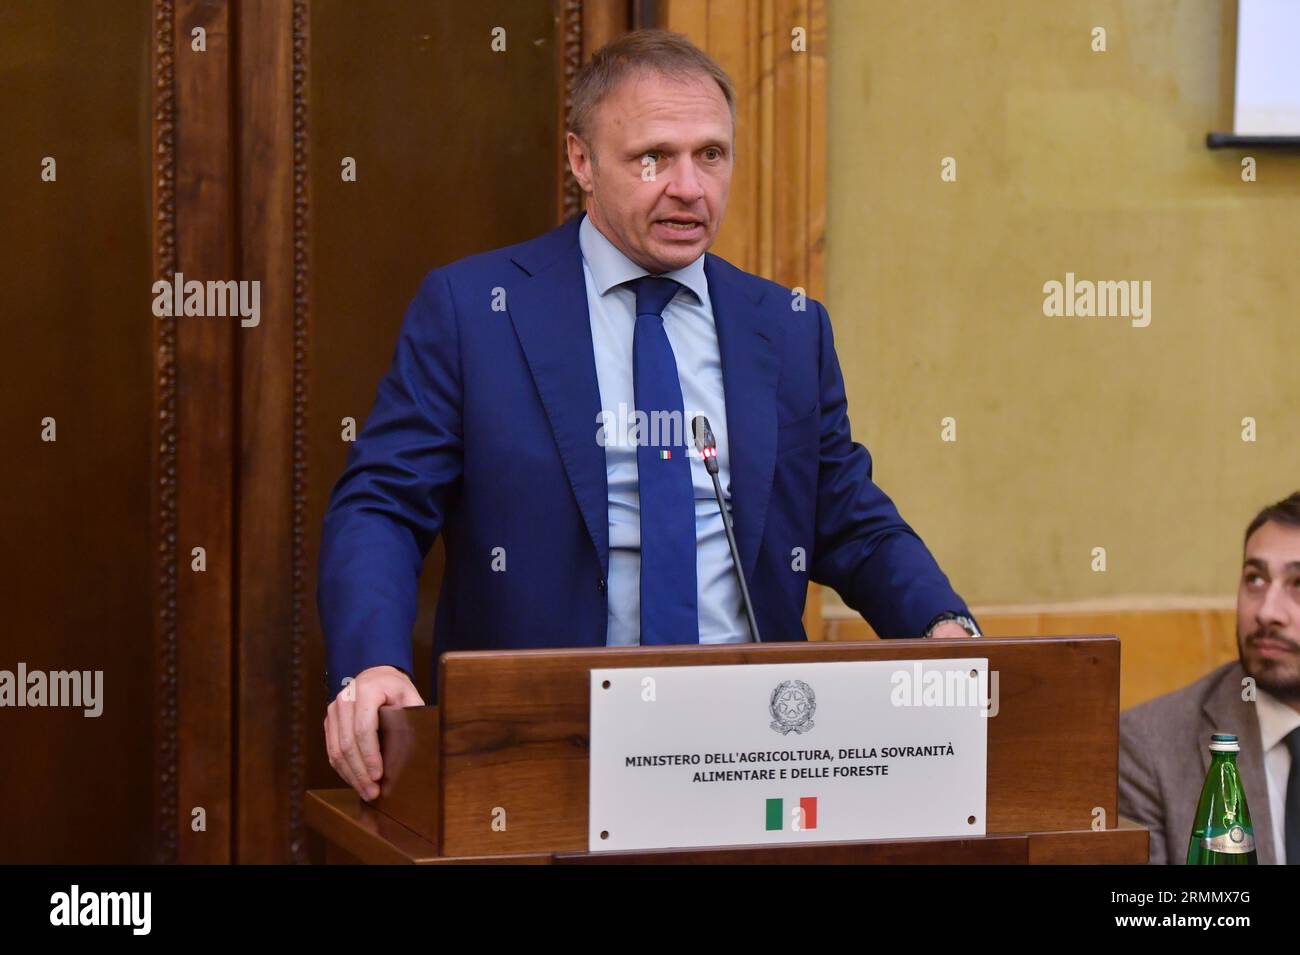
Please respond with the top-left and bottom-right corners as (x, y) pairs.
(1209, 733), (1240, 752)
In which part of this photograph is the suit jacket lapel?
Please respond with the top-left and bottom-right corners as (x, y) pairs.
(503, 225), (783, 586)
(705, 254), (781, 584)
(1202, 661), (1276, 864)
(507, 218), (609, 575)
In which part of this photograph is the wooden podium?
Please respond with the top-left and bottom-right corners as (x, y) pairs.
(306, 636), (1149, 864)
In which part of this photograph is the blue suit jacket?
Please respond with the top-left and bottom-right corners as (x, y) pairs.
(318, 215), (972, 697)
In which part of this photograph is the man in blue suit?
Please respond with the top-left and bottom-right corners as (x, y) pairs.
(319, 29), (977, 800)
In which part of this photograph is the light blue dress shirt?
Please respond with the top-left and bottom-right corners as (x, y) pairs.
(578, 213), (750, 647)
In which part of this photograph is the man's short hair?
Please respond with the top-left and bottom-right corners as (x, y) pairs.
(1244, 491), (1300, 545)
(568, 28), (737, 153)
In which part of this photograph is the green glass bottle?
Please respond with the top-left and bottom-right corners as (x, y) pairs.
(1185, 733), (1257, 865)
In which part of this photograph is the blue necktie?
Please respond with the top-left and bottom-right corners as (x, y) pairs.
(629, 276), (699, 645)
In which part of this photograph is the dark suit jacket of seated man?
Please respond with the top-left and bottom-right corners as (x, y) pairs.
(316, 30), (976, 800)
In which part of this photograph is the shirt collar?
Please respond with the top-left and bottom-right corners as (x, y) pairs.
(578, 212), (708, 306)
(1255, 686), (1300, 752)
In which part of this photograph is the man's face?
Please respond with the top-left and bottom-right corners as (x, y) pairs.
(566, 70), (733, 274)
(1237, 520), (1300, 701)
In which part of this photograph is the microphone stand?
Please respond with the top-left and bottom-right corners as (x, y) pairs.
(692, 416), (763, 643)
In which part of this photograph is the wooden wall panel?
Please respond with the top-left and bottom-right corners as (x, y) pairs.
(234, 0), (300, 864)
(171, 0), (237, 866)
(0, 0), (156, 863)
(152, 0), (180, 865)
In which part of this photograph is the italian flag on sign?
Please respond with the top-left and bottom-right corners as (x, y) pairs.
(765, 797), (818, 831)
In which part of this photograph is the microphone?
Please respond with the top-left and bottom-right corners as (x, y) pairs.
(692, 416), (763, 643)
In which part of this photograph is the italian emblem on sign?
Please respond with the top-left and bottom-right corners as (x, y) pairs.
(769, 680), (816, 735)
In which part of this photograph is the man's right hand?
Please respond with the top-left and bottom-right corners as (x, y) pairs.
(324, 664), (425, 801)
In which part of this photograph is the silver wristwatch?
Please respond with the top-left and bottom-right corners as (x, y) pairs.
(925, 612), (982, 638)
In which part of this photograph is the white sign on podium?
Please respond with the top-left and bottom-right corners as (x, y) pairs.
(589, 658), (990, 852)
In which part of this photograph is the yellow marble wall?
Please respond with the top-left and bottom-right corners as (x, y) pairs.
(826, 0), (1300, 609)
(823, 602), (1239, 708)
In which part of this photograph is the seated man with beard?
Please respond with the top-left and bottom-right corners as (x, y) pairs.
(1120, 492), (1300, 864)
